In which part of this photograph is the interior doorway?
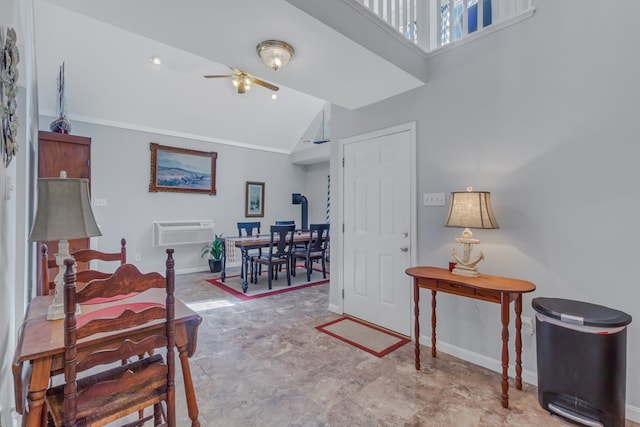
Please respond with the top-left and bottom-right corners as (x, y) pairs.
(341, 123), (416, 335)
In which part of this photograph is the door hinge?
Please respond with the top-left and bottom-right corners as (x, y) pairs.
(342, 289), (344, 299)
(342, 223), (344, 232)
(342, 157), (344, 167)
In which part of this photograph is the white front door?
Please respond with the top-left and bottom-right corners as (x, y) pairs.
(342, 124), (414, 335)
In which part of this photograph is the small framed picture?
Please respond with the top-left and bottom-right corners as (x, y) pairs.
(245, 181), (265, 217)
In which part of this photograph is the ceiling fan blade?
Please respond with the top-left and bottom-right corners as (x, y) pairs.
(204, 74), (234, 78)
(252, 78), (279, 92)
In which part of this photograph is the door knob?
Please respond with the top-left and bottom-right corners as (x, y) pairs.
(400, 246), (409, 252)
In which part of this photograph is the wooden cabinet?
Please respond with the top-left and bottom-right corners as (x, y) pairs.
(38, 131), (91, 179)
(36, 131), (92, 295)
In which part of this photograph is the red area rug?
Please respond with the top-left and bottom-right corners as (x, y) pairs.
(207, 268), (328, 301)
(316, 317), (410, 358)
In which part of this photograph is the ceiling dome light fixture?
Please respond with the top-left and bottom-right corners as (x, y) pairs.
(256, 40), (294, 71)
(150, 55), (162, 66)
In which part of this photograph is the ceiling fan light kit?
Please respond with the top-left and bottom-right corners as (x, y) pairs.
(256, 40), (294, 71)
(232, 75), (252, 94)
(204, 66), (279, 94)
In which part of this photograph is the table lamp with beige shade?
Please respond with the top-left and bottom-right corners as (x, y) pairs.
(28, 171), (102, 320)
(444, 186), (499, 277)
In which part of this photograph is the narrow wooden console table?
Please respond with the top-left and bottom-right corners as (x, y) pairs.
(405, 266), (535, 408)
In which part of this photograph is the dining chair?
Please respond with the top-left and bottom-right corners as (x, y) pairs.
(237, 221), (261, 237)
(237, 221), (262, 280)
(251, 224), (295, 289)
(292, 223), (330, 281)
(45, 250), (177, 427)
(39, 238), (127, 295)
(274, 221), (299, 272)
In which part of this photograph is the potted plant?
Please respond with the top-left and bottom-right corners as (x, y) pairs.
(201, 234), (223, 273)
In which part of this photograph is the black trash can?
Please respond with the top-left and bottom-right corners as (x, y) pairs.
(532, 297), (632, 427)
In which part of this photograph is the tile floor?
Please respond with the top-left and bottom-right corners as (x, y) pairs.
(172, 270), (638, 427)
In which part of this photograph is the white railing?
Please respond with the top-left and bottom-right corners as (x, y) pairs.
(355, 0), (534, 53)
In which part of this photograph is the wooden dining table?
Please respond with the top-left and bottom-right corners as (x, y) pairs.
(220, 232), (311, 292)
(12, 289), (203, 427)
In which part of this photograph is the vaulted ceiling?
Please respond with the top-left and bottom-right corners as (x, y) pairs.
(36, 0), (425, 153)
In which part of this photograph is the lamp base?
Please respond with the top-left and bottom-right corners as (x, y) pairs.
(451, 231), (484, 278)
(47, 301), (80, 320)
(46, 239), (81, 320)
(451, 265), (481, 277)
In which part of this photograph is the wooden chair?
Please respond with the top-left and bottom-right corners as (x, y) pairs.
(251, 225), (295, 289)
(292, 223), (330, 281)
(39, 238), (127, 295)
(45, 250), (176, 427)
(237, 222), (261, 279)
(275, 221), (303, 272)
(237, 221), (261, 237)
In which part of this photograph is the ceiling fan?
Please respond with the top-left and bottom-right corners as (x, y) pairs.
(203, 66), (279, 94)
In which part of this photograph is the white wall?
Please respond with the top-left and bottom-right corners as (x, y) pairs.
(304, 161), (330, 225)
(1, 0), (33, 424)
(41, 117), (324, 275)
(331, 0), (640, 419)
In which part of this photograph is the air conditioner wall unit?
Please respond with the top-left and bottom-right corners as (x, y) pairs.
(152, 220), (215, 247)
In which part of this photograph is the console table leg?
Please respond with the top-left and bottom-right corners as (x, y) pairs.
(431, 290), (437, 358)
(515, 294), (523, 390)
(414, 279), (421, 370)
(500, 293), (510, 408)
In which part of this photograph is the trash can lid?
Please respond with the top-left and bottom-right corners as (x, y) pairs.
(532, 297), (632, 327)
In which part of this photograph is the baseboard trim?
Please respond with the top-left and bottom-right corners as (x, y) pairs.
(626, 404), (640, 424)
(419, 333), (537, 385)
(420, 333), (640, 423)
(328, 303), (341, 314)
(175, 261), (242, 276)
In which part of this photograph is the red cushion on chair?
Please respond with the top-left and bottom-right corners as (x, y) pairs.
(83, 292), (139, 305)
(77, 302), (164, 329)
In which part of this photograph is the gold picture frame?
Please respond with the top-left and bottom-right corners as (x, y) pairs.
(149, 143), (217, 195)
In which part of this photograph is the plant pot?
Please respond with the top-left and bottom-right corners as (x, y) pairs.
(208, 259), (222, 273)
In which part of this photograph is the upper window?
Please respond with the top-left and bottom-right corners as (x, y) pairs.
(441, 0), (493, 45)
(356, 0), (535, 53)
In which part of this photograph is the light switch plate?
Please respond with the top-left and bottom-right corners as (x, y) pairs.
(423, 192), (445, 206)
(5, 176), (14, 201)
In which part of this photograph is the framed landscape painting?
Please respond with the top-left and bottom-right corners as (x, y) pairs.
(245, 181), (264, 217)
(149, 143), (217, 195)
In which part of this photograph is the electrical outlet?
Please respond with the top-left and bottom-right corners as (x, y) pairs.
(423, 192), (446, 206)
(135, 253), (141, 261)
(521, 316), (535, 335)
(94, 198), (107, 207)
